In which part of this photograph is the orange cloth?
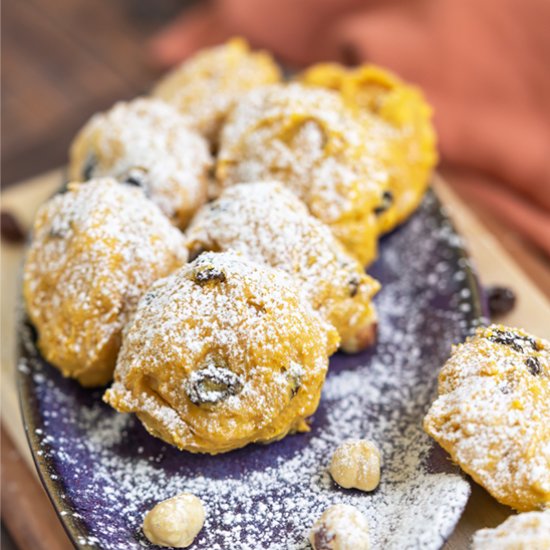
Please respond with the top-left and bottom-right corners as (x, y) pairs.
(148, 0), (550, 256)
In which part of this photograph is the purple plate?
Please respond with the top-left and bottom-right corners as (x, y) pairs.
(18, 189), (487, 549)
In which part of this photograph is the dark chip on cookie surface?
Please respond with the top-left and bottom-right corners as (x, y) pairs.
(374, 190), (394, 216)
(192, 265), (226, 285)
(124, 168), (148, 189)
(285, 365), (304, 399)
(142, 291), (157, 306)
(347, 275), (361, 297)
(487, 328), (538, 353)
(525, 356), (542, 376)
(48, 219), (73, 239)
(186, 361), (243, 405)
(209, 200), (229, 213)
(125, 175), (144, 187)
(82, 153), (97, 181)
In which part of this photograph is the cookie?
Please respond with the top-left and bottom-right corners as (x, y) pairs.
(186, 181), (380, 352)
(472, 510), (550, 549)
(300, 63), (437, 234)
(69, 98), (212, 228)
(216, 83), (391, 265)
(424, 325), (550, 511)
(152, 37), (281, 143)
(104, 251), (339, 454)
(23, 179), (187, 386)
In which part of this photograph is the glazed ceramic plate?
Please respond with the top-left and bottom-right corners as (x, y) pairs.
(18, 189), (486, 550)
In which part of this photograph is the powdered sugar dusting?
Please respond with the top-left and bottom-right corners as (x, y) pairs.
(472, 510), (550, 549)
(152, 38), (281, 140)
(105, 251), (339, 453)
(19, 191), (480, 549)
(22, 178), (187, 383)
(186, 182), (380, 350)
(217, 83), (389, 224)
(424, 325), (550, 511)
(69, 98), (212, 227)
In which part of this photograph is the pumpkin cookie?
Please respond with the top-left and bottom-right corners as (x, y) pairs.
(472, 510), (550, 549)
(23, 179), (187, 387)
(216, 83), (391, 265)
(424, 325), (550, 511)
(152, 37), (281, 143)
(69, 98), (212, 229)
(300, 63), (437, 234)
(104, 252), (339, 454)
(186, 182), (380, 352)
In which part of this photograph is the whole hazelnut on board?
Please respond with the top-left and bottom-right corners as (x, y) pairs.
(329, 440), (381, 492)
(309, 504), (370, 550)
(142, 493), (205, 548)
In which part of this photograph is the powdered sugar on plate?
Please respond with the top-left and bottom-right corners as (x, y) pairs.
(18, 190), (484, 549)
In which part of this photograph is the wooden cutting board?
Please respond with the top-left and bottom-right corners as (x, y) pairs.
(2, 170), (549, 550)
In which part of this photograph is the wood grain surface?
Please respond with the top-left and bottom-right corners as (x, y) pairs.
(1, 429), (73, 550)
(1, 170), (549, 550)
(1, 0), (187, 187)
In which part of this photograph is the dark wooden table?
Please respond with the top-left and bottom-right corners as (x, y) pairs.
(1, 0), (188, 187)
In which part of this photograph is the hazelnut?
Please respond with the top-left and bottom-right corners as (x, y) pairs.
(142, 493), (205, 548)
(329, 439), (381, 492)
(309, 504), (370, 550)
